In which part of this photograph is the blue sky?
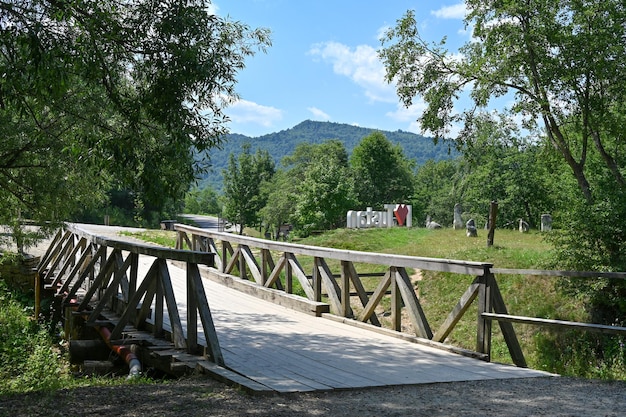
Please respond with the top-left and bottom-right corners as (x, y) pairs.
(213, 1), (469, 138)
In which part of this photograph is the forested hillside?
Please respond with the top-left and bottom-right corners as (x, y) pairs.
(198, 120), (457, 191)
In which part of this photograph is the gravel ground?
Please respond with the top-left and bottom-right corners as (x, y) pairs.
(1, 376), (625, 416)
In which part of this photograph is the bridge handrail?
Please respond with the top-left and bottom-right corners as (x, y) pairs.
(68, 223), (214, 265)
(174, 222), (626, 369)
(173, 223), (493, 275)
(37, 224), (224, 368)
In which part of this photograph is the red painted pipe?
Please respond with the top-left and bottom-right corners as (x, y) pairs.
(65, 294), (142, 379)
(97, 326), (141, 378)
(95, 325), (142, 378)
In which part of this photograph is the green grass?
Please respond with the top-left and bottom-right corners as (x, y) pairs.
(120, 230), (177, 248)
(298, 228), (588, 370)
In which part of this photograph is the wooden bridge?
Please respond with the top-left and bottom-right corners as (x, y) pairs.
(35, 222), (589, 393)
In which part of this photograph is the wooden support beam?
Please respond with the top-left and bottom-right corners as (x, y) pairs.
(358, 270), (391, 323)
(345, 262), (380, 326)
(395, 267), (432, 339)
(482, 313), (626, 335)
(240, 245), (262, 284)
(157, 259), (187, 349)
(286, 253), (315, 300)
(315, 257), (343, 315)
(110, 260), (159, 341)
(476, 272), (493, 359)
(390, 267), (402, 331)
(188, 263), (225, 366)
(433, 277), (480, 343)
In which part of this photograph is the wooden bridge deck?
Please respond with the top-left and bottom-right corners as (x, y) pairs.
(130, 255), (550, 393)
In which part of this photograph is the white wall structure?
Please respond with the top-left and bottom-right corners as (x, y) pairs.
(346, 204), (412, 229)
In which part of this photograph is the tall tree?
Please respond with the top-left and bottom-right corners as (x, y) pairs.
(380, 1), (626, 204)
(0, 0), (270, 232)
(459, 112), (553, 228)
(381, 0), (626, 348)
(350, 131), (414, 209)
(262, 140), (356, 237)
(222, 144), (275, 234)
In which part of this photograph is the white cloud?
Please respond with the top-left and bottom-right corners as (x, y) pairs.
(386, 101), (426, 123)
(308, 41), (396, 103)
(308, 107), (331, 121)
(207, 2), (219, 15)
(226, 98), (283, 127)
(431, 3), (467, 20)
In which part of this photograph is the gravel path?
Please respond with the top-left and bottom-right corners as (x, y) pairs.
(1, 376), (625, 416)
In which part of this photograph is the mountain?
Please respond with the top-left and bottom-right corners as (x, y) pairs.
(197, 120), (458, 191)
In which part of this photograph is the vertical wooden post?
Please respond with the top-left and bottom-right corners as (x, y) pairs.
(285, 255), (293, 294)
(238, 245), (247, 280)
(260, 249), (269, 286)
(313, 258), (322, 302)
(476, 269), (493, 360)
(487, 200), (498, 247)
(341, 261), (352, 318)
(187, 263), (199, 354)
(390, 267), (402, 331)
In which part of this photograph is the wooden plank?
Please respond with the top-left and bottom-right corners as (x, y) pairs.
(345, 262), (381, 326)
(188, 263), (225, 366)
(482, 313), (626, 335)
(390, 267), (401, 331)
(45, 231), (76, 285)
(223, 245), (240, 275)
(65, 245), (107, 302)
(36, 228), (64, 274)
(433, 277), (480, 343)
(173, 223), (493, 275)
(324, 313), (489, 361)
(67, 224), (214, 265)
(240, 245), (263, 284)
(395, 267), (432, 339)
(264, 253), (286, 289)
(56, 242), (94, 296)
(207, 237), (222, 270)
(357, 270), (391, 323)
(315, 257), (343, 315)
(490, 278), (527, 368)
(340, 261), (352, 318)
(76, 248), (120, 312)
(286, 253), (316, 300)
(196, 361), (275, 394)
(476, 273), (493, 359)
(110, 259), (159, 341)
(200, 267), (329, 316)
(492, 268), (626, 279)
(49, 237), (87, 288)
(157, 259), (187, 349)
(85, 255), (132, 325)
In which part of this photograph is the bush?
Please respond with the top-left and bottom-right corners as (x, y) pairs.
(0, 280), (68, 394)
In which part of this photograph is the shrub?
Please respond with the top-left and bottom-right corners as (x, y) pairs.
(0, 280), (68, 394)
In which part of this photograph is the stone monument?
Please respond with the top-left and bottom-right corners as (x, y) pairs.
(466, 219), (478, 237)
(541, 214), (552, 232)
(453, 203), (463, 230)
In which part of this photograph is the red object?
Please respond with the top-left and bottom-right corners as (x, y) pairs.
(394, 204), (409, 226)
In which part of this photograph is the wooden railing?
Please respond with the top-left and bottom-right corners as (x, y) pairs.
(175, 223), (626, 367)
(36, 224), (224, 366)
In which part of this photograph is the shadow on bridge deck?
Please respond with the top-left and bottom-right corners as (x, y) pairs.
(136, 257), (551, 393)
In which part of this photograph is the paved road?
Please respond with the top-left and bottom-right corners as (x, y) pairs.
(178, 214), (238, 233)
